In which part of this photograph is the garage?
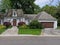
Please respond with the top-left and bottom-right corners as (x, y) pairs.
(41, 22), (54, 28)
(38, 11), (57, 29)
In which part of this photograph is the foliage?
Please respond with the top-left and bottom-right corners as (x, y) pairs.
(18, 22), (26, 26)
(18, 24), (29, 29)
(34, 5), (41, 14)
(10, 0), (35, 14)
(56, 2), (60, 26)
(29, 20), (44, 29)
(0, 25), (6, 29)
(3, 22), (11, 28)
(42, 5), (57, 16)
(0, 0), (11, 9)
(0, 25), (6, 34)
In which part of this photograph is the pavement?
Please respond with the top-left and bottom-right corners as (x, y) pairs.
(0, 36), (60, 45)
(42, 28), (60, 35)
(1, 26), (18, 35)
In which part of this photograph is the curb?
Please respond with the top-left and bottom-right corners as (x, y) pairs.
(0, 35), (60, 37)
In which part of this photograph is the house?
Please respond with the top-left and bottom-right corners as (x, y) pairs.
(0, 9), (57, 29)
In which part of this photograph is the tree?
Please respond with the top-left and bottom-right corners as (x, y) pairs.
(34, 5), (41, 14)
(0, 0), (11, 9)
(0, 0), (11, 13)
(56, 1), (60, 26)
(42, 5), (57, 17)
(0, 0), (36, 14)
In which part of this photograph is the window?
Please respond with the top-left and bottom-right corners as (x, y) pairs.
(13, 10), (17, 17)
(13, 11), (16, 16)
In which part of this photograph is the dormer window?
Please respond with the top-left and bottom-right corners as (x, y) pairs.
(12, 10), (17, 17)
(14, 12), (16, 16)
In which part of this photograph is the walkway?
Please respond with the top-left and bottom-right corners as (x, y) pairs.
(1, 26), (18, 35)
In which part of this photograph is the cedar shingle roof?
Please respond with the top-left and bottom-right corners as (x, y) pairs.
(5, 9), (57, 21)
(5, 9), (23, 17)
(24, 14), (37, 20)
(37, 11), (57, 21)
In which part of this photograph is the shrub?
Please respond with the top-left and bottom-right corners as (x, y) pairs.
(3, 22), (11, 28)
(19, 24), (29, 29)
(29, 20), (44, 29)
(0, 25), (6, 29)
(18, 22), (26, 26)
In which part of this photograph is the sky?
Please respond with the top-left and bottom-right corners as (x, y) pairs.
(34, 0), (60, 7)
(0, 0), (60, 8)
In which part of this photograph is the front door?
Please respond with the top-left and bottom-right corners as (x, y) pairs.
(13, 19), (16, 26)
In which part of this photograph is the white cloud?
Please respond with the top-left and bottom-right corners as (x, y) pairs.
(34, 0), (51, 7)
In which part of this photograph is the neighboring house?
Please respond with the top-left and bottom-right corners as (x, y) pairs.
(0, 9), (57, 29)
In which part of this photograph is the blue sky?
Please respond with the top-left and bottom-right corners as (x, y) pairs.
(0, 0), (59, 7)
(34, 0), (60, 7)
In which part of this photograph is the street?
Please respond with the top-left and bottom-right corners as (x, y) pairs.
(0, 36), (60, 45)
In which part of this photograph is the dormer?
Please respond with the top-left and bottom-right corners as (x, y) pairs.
(12, 9), (17, 17)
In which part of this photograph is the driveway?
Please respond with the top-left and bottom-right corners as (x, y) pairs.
(0, 36), (60, 45)
(42, 28), (60, 35)
(1, 26), (18, 35)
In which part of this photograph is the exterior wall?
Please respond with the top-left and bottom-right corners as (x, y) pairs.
(3, 18), (57, 29)
(0, 20), (3, 25)
(4, 17), (27, 26)
(39, 20), (57, 29)
(54, 21), (57, 29)
(1, 20), (3, 25)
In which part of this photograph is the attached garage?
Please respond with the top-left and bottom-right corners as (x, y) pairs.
(41, 22), (54, 28)
(37, 11), (57, 29)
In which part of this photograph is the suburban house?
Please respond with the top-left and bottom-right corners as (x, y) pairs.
(0, 9), (57, 29)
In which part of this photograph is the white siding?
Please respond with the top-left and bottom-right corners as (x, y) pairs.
(54, 21), (57, 29)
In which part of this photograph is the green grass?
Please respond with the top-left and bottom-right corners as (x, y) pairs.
(57, 26), (60, 29)
(18, 29), (42, 35)
(0, 28), (6, 34)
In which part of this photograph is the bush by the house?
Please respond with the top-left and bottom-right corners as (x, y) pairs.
(18, 22), (26, 26)
(0, 25), (6, 29)
(29, 20), (44, 29)
(19, 24), (29, 29)
(3, 22), (11, 28)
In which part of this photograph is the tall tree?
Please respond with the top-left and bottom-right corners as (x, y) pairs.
(34, 5), (41, 14)
(42, 5), (57, 17)
(56, 1), (60, 26)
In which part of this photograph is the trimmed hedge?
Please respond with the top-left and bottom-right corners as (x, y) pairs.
(29, 20), (44, 29)
(18, 22), (26, 26)
(3, 22), (11, 28)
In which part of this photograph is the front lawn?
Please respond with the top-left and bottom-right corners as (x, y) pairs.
(18, 29), (42, 35)
(0, 25), (6, 34)
(0, 28), (6, 34)
(57, 26), (60, 29)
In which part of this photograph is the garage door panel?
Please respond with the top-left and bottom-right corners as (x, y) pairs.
(41, 22), (54, 28)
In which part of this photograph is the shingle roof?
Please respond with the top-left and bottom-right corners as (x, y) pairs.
(5, 9), (57, 21)
(5, 9), (23, 17)
(37, 11), (57, 21)
(24, 14), (37, 20)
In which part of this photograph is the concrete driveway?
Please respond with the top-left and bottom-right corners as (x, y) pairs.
(0, 36), (60, 45)
(42, 28), (60, 35)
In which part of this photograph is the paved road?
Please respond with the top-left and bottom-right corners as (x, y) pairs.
(0, 36), (60, 45)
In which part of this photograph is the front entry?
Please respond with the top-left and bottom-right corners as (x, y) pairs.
(13, 19), (16, 26)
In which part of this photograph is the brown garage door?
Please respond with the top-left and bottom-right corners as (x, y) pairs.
(41, 22), (54, 28)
